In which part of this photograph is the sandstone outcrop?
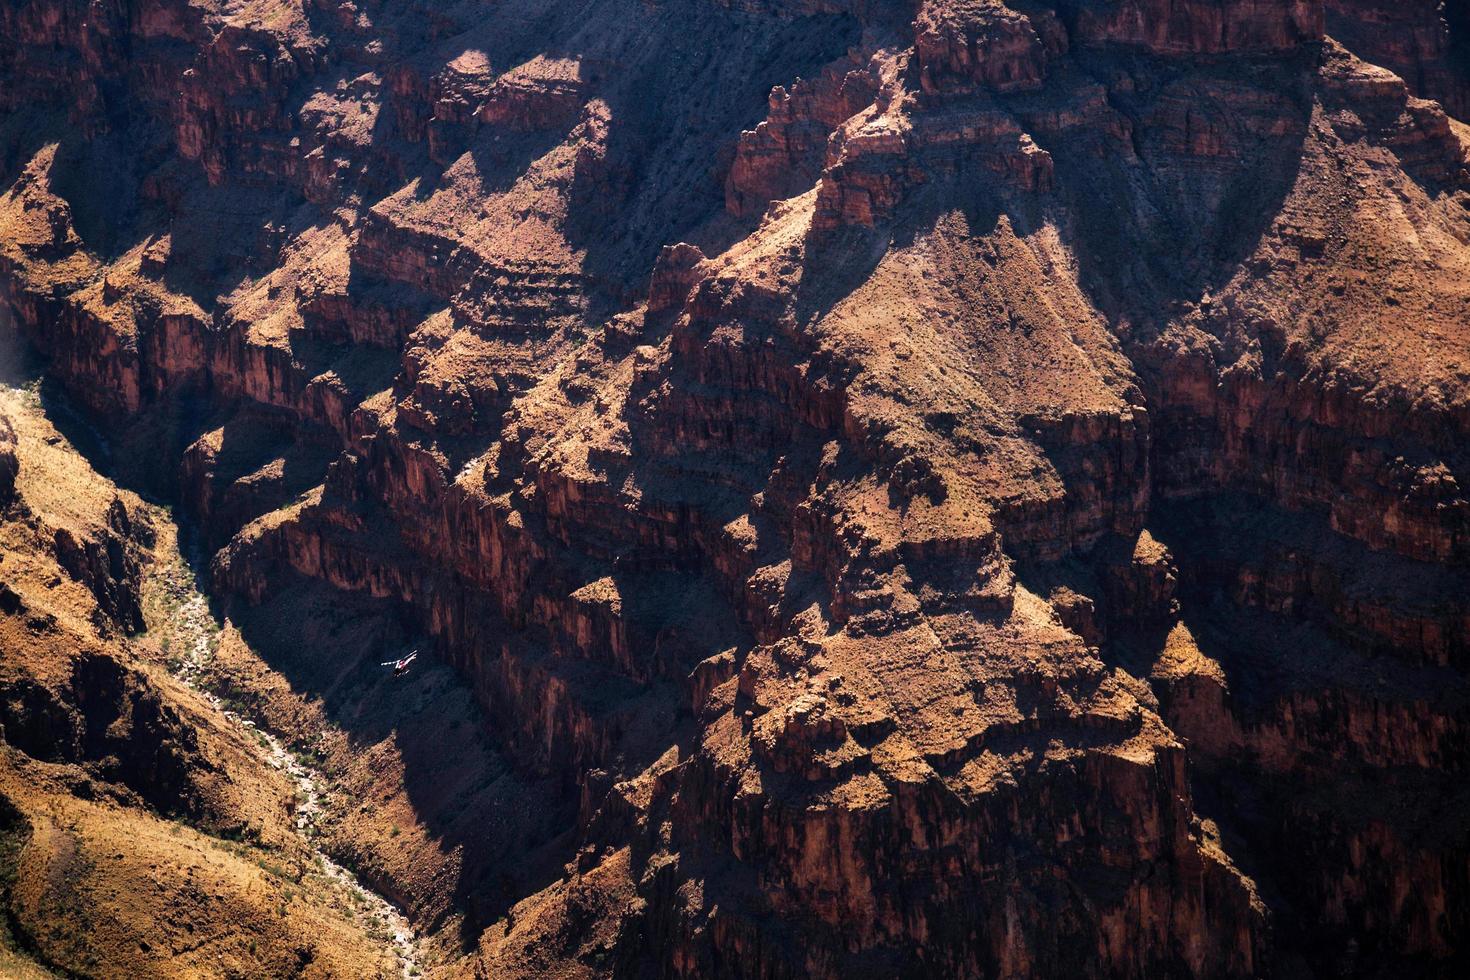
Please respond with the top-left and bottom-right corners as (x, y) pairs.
(916, 1), (1064, 95)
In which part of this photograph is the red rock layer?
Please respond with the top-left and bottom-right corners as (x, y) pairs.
(2, 0), (1469, 976)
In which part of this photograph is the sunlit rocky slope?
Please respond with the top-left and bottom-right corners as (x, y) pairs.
(2, 1), (1469, 977)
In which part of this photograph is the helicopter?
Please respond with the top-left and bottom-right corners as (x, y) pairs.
(379, 649), (418, 677)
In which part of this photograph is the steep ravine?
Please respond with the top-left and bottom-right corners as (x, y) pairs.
(1, 345), (419, 977)
(144, 534), (425, 978)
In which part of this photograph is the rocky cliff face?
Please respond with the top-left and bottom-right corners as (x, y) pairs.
(2, 0), (1469, 977)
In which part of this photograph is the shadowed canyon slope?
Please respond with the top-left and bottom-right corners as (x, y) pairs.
(2, 0), (1469, 977)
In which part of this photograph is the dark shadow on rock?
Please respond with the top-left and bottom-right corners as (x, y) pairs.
(560, 0), (862, 299)
(1030, 46), (1319, 325)
(205, 569), (574, 946)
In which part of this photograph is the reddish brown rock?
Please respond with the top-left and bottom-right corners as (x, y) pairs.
(1326, 0), (1470, 120)
(726, 48), (883, 217)
(647, 242), (709, 313)
(1065, 0), (1325, 55)
(2, 0), (1469, 977)
(916, 1), (1066, 95)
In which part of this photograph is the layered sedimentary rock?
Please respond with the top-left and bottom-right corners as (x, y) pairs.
(1325, 0), (1470, 120)
(2, 0), (1469, 977)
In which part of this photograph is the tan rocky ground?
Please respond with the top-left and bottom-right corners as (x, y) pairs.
(0, 369), (414, 976)
(1, 1), (1469, 977)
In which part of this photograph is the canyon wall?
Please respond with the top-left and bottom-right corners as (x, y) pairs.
(2, 0), (1469, 976)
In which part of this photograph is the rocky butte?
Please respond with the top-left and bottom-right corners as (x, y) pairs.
(0, 0), (1468, 977)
